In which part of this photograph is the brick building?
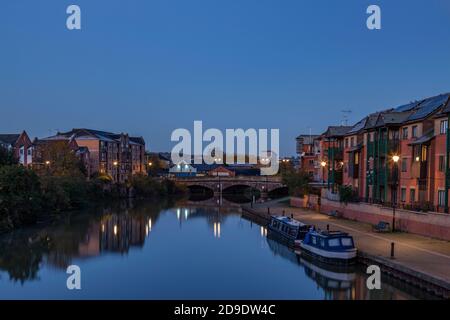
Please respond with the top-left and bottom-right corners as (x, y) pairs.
(40, 129), (145, 183)
(0, 131), (33, 166)
(322, 93), (450, 213)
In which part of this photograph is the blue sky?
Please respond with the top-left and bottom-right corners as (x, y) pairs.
(1, 0), (450, 155)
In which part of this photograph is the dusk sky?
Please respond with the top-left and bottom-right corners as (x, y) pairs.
(2, 0), (450, 155)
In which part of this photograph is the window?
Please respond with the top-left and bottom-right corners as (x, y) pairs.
(412, 125), (418, 138)
(401, 188), (407, 202)
(421, 145), (428, 162)
(350, 137), (355, 147)
(320, 238), (325, 247)
(401, 158), (407, 172)
(328, 239), (340, 247)
(438, 190), (446, 207)
(402, 127), (408, 139)
(410, 189), (416, 203)
(345, 138), (349, 148)
(439, 155), (445, 172)
(354, 153), (359, 165)
(440, 120), (448, 135)
(341, 238), (353, 247)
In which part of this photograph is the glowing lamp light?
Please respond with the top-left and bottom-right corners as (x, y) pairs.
(45, 160), (51, 165)
(392, 155), (400, 163)
(320, 161), (326, 167)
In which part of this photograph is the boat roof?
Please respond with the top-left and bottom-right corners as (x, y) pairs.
(310, 230), (352, 238)
(271, 216), (307, 227)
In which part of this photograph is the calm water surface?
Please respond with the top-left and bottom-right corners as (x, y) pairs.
(0, 199), (437, 300)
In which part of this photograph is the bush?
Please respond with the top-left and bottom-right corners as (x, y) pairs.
(40, 176), (89, 211)
(339, 185), (359, 204)
(282, 168), (311, 197)
(131, 174), (164, 197)
(131, 175), (186, 198)
(0, 166), (42, 228)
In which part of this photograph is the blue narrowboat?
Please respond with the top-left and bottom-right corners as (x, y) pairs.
(296, 230), (357, 265)
(268, 216), (312, 247)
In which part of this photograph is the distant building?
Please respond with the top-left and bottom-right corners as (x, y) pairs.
(208, 165), (235, 177)
(0, 131), (33, 166)
(169, 161), (197, 177)
(40, 128), (145, 183)
(296, 134), (321, 180)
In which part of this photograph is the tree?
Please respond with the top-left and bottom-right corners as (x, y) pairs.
(36, 141), (85, 177)
(281, 167), (311, 197)
(146, 154), (164, 177)
(0, 166), (42, 229)
(0, 146), (17, 166)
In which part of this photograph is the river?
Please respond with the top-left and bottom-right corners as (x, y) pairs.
(0, 199), (439, 300)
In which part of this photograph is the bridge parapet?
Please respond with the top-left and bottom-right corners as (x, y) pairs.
(173, 176), (285, 193)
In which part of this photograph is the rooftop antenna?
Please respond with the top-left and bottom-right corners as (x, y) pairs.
(341, 109), (352, 126)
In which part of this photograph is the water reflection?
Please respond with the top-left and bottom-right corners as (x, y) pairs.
(0, 199), (441, 300)
(0, 199), (170, 283)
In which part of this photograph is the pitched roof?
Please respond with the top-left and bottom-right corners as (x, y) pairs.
(0, 134), (20, 145)
(45, 128), (145, 145)
(374, 111), (412, 127)
(322, 126), (352, 138)
(296, 134), (320, 144)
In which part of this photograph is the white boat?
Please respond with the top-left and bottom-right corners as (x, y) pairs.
(268, 215), (312, 247)
(296, 230), (357, 265)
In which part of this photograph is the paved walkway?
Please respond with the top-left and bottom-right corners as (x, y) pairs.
(249, 200), (450, 286)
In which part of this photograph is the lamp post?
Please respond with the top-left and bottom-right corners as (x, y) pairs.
(392, 155), (400, 232)
(321, 161), (327, 185)
(45, 160), (51, 175)
(113, 161), (119, 182)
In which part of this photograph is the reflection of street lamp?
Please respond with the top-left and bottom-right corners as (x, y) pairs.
(321, 161), (327, 184)
(392, 155), (400, 232)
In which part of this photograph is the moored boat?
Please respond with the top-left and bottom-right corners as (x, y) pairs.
(296, 230), (357, 265)
(267, 215), (312, 247)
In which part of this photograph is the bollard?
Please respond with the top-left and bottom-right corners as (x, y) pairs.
(327, 224), (330, 232)
(282, 210), (285, 216)
(268, 207), (270, 215)
(291, 214), (294, 219)
(391, 242), (395, 259)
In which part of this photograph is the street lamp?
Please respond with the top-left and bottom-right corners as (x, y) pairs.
(392, 155), (400, 232)
(320, 161), (327, 184)
(45, 160), (51, 166)
(113, 161), (119, 182)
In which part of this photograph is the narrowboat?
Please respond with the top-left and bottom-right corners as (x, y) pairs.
(296, 230), (357, 265)
(268, 216), (312, 247)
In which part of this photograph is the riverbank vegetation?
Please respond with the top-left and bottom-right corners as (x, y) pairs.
(0, 147), (185, 232)
(280, 163), (312, 197)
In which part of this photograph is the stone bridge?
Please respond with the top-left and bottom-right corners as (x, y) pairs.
(173, 176), (286, 195)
